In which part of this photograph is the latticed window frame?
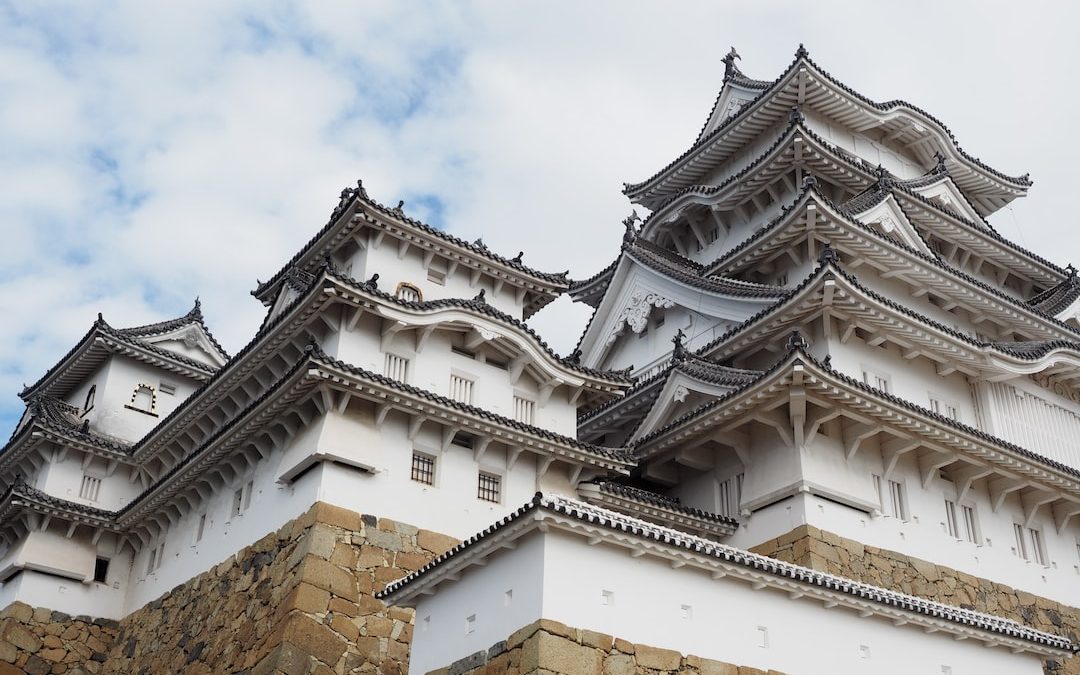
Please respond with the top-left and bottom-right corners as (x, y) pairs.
(411, 452), (436, 486)
(477, 471), (501, 503)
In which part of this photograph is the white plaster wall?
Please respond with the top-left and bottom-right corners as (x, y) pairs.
(802, 451), (1080, 608)
(407, 534), (546, 675)
(357, 232), (524, 319)
(0, 529), (131, 618)
(804, 113), (924, 180)
(123, 443), (323, 613)
(92, 356), (199, 444)
(36, 451), (140, 512)
(329, 304), (578, 437)
(311, 405), (547, 540)
(409, 528), (1047, 675)
(541, 532), (1045, 675)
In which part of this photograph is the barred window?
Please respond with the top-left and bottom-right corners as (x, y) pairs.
(513, 396), (535, 425)
(385, 354), (409, 382)
(477, 472), (501, 503)
(411, 453), (435, 485)
(79, 475), (102, 502)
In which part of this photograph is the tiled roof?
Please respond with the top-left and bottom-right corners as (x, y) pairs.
(20, 312), (220, 401)
(629, 239), (787, 298)
(584, 480), (737, 526)
(579, 351), (759, 426)
(7, 395), (130, 452)
(707, 186), (1079, 341)
(377, 493), (1076, 654)
(1027, 273), (1080, 316)
(630, 45), (1030, 200)
(1, 481), (115, 522)
(308, 347), (633, 468)
(637, 333), (1080, 485)
(253, 182), (570, 304)
(322, 268), (631, 385)
(114, 298), (230, 360)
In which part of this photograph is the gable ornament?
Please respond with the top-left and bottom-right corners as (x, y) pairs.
(606, 289), (674, 345)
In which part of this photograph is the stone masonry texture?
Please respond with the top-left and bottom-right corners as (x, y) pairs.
(0, 602), (118, 675)
(434, 618), (785, 675)
(750, 524), (1078, 675)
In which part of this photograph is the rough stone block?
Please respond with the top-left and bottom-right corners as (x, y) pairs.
(310, 502), (363, 532)
(634, 644), (682, 670)
(417, 530), (458, 555)
(299, 556), (358, 602)
(1, 619), (42, 653)
(279, 615), (347, 668)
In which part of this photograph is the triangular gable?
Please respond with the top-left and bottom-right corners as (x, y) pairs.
(908, 176), (985, 225)
(849, 194), (935, 257)
(630, 367), (748, 443)
(141, 324), (228, 369)
(578, 253), (777, 370)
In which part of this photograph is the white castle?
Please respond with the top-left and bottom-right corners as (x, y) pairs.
(1, 46), (1077, 674)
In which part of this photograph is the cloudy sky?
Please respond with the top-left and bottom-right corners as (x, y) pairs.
(2, 1), (1078, 433)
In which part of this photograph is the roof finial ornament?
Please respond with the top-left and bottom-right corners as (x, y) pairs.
(1068, 263), (1077, 278)
(511, 251), (524, 264)
(819, 242), (840, 266)
(823, 354), (832, 368)
(622, 210), (641, 244)
(355, 179), (369, 199)
(801, 174), (818, 190)
(394, 200), (405, 213)
(874, 164), (892, 189)
(795, 43), (809, 59)
(566, 348), (582, 364)
(672, 329), (688, 363)
(97, 312), (103, 322)
(786, 329), (809, 351)
(789, 106), (804, 124)
(932, 152), (948, 175)
(338, 187), (352, 209)
(363, 273), (379, 290)
(722, 47), (741, 78)
(474, 289), (487, 303)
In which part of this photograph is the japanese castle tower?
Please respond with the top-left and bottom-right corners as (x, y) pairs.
(1, 47), (1078, 675)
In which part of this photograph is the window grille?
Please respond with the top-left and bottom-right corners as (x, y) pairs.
(450, 375), (474, 404)
(513, 396), (535, 425)
(396, 283), (422, 302)
(411, 453), (435, 485)
(961, 505), (978, 544)
(717, 473), (744, 517)
(929, 397), (960, 421)
(427, 269), (446, 285)
(1030, 528), (1046, 566)
(944, 499), (958, 538)
(79, 475), (102, 502)
(1014, 523), (1029, 560)
(385, 354), (409, 382)
(232, 481), (253, 519)
(477, 472), (501, 503)
(861, 370), (890, 393)
(887, 480), (906, 519)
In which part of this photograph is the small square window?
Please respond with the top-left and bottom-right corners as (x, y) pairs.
(477, 472), (501, 503)
(159, 381), (177, 396)
(411, 453), (435, 485)
(427, 269), (446, 285)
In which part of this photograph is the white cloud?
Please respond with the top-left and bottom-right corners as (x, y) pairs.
(1, 0), (1078, 431)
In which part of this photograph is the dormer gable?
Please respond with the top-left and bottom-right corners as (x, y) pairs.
(844, 192), (934, 258)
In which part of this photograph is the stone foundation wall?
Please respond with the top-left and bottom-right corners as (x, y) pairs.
(96, 502), (458, 675)
(436, 618), (783, 675)
(751, 525), (1078, 674)
(0, 602), (118, 675)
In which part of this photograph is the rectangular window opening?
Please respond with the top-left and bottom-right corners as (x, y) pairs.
(477, 472), (501, 503)
(513, 396), (536, 425)
(93, 557), (109, 584)
(450, 375), (474, 405)
(79, 475), (102, 502)
(944, 499), (958, 538)
(411, 453), (435, 485)
(384, 353), (409, 382)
